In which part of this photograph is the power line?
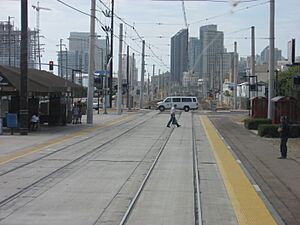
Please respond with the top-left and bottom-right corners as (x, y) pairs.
(189, 0), (268, 24)
(97, 0), (168, 69)
(56, 0), (91, 17)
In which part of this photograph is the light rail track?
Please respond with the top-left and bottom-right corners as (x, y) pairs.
(118, 112), (203, 225)
(0, 112), (158, 208)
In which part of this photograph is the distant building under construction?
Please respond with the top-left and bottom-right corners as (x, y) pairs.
(0, 20), (38, 68)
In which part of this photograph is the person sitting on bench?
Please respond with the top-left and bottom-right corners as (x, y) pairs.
(30, 114), (39, 131)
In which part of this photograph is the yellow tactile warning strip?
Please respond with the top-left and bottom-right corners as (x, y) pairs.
(200, 115), (277, 225)
(0, 114), (134, 166)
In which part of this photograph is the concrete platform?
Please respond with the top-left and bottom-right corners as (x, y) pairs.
(0, 110), (296, 225)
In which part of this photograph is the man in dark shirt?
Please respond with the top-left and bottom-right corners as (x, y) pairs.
(277, 116), (289, 159)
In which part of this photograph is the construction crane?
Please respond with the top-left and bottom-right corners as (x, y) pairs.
(181, 0), (188, 29)
(32, 1), (51, 70)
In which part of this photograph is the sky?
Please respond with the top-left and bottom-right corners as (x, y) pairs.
(1, 0), (300, 78)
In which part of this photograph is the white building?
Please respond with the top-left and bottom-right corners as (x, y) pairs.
(182, 72), (199, 88)
(237, 81), (267, 98)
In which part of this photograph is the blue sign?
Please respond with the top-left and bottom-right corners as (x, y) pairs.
(6, 113), (17, 128)
(95, 70), (108, 76)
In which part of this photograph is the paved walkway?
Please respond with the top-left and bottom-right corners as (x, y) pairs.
(0, 110), (142, 162)
(209, 114), (300, 225)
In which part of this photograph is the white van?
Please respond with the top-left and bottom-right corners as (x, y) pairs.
(157, 96), (198, 112)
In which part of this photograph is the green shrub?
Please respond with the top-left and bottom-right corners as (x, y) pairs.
(290, 125), (300, 138)
(258, 124), (300, 138)
(244, 118), (272, 130)
(258, 124), (279, 137)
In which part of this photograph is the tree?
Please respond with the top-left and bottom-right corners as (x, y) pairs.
(278, 65), (300, 97)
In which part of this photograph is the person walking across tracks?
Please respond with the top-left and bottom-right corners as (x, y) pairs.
(277, 116), (289, 159)
(166, 104), (181, 128)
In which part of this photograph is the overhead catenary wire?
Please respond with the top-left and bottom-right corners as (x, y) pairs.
(56, 0), (91, 17)
(189, 0), (269, 24)
(97, 0), (168, 69)
(56, 0), (167, 69)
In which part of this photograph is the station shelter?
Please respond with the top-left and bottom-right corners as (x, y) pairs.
(0, 65), (84, 129)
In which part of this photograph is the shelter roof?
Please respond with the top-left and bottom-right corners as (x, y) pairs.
(0, 65), (84, 95)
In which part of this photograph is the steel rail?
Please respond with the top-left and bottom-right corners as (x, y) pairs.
(192, 112), (203, 225)
(118, 113), (182, 225)
(0, 112), (155, 177)
(0, 112), (158, 208)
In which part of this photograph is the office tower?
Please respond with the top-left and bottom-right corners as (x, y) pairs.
(199, 25), (224, 94)
(188, 37), (201, 74)
(58, 32), (107, 78)
(260, 45), (282, 65)
(170, 29), (188, 85)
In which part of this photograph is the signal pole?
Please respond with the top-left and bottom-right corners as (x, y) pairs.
(20, 0), (28, 135)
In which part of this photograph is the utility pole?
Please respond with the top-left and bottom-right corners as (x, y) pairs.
(233, 41), (238, 110)
(65, 47), (68, 80)
(147, 72), (150, 103)
(20, 0), (28, 135)
(87, 0), (96, 124)
(8, 16), (13, 66)
(59, 39), (63, 77)
(152, 64), (155, 101)
(32, 1), (51, 70)
(268, 0), (275, 119)
(157, 69), (160, 99)
(251, 26), (256, 98)
(140, 40), (145, 109)
(109, 0), (114, 107)
(126, 45), (130, 110)
(130, 53), (135, 109)
(220, 54), (224, 105)
(117, 23), (123, 115)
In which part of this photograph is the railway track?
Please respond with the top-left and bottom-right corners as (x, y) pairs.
(116, 112), (202, 225)
(0, 112), (204, 225)
(0, 112), (158, 208)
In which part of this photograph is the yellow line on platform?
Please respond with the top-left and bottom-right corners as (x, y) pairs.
(0, 114), (134, 166)
(200, 115), (277, 225)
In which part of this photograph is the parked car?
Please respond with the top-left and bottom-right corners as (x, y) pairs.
(156, 96), (198, 112)
(93, 102), (103, 110)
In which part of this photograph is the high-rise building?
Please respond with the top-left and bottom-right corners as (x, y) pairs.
(199, 25), (224, 94)
(121, 54), (138, 87)
(188, 37), (201, 74)
(260, 45), (282, 65)
(0, 21), (38, 68)
(170, 29), (188, 85)
(58, 32), (107, 78)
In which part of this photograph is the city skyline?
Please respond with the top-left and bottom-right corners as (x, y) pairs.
(2, 0), (300, 78)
